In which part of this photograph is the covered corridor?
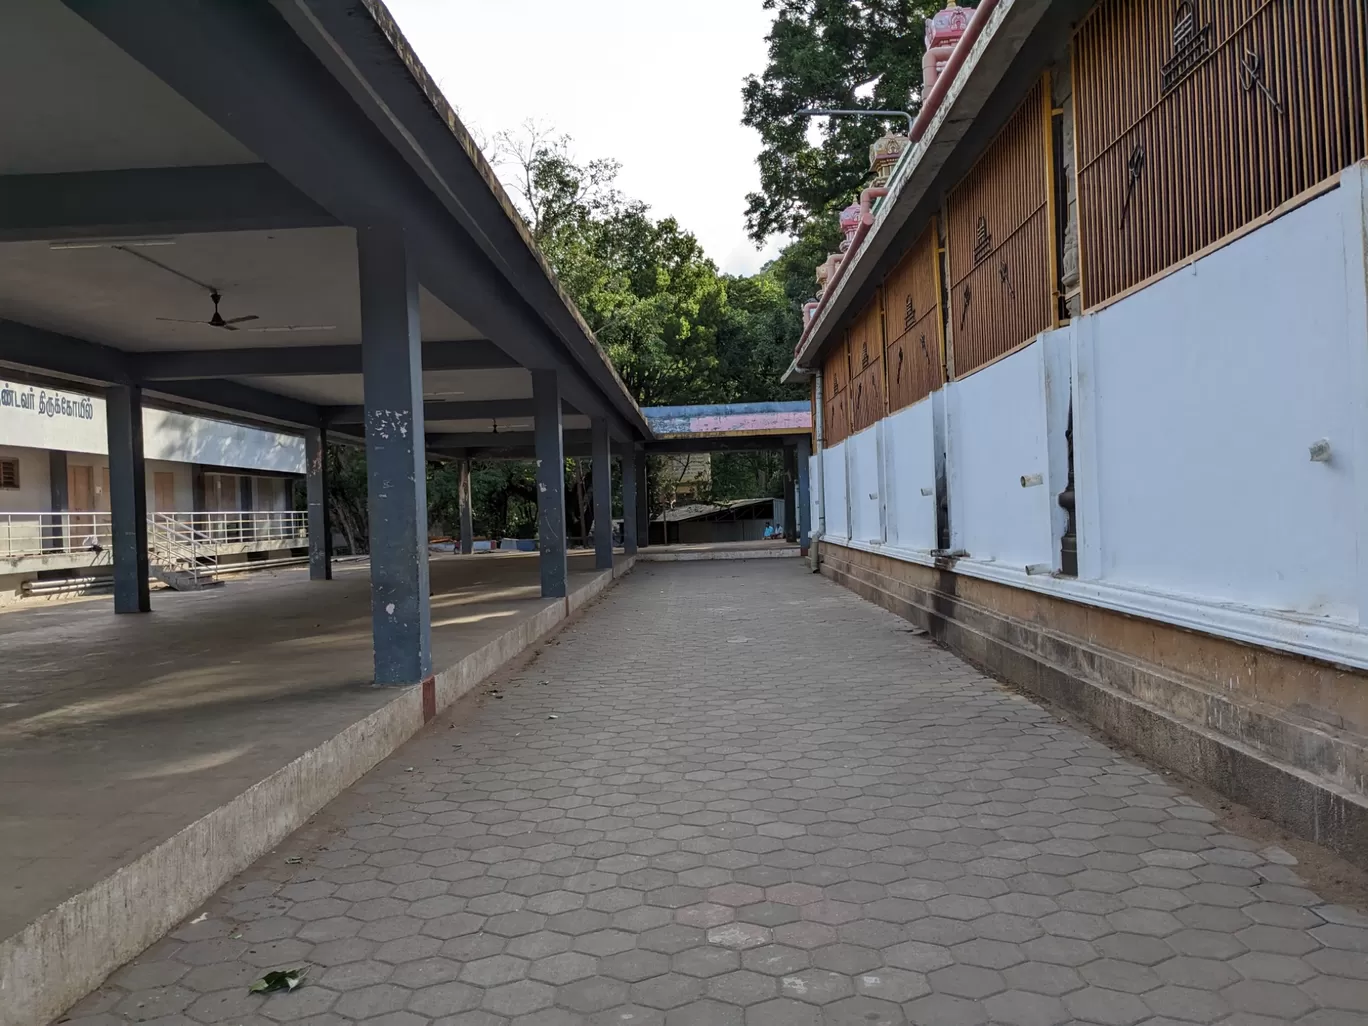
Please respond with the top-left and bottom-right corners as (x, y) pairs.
(53, 561), (1368, 1026)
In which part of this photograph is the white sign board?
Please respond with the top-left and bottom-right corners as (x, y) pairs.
(0, 380), (306, 474)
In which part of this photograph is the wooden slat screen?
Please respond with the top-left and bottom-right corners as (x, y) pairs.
(884, 221), (945, 412)
(946, 78), (1053, 377)
(847, 299), (885, 433)
(822, 339), (852, 446)
(1074, 0), (1367, 307)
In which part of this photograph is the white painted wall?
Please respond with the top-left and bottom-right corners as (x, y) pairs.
(945, 335), (1068, 571)
(848, 426), (883, 544)
(822, 443), (849, 541)
(813, 163), (1368, 666)
(0, 381), (306, 474)
(882, 397), (939, 551)
(0, 446), (50, 511)
(1077, 182), (1359, 622)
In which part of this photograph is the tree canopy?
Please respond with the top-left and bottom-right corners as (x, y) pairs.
(493, 124), (804, 408)
(741, 0), (943, 245)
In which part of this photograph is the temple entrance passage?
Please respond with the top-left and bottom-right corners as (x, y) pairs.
(59, 561), (1368, 1026)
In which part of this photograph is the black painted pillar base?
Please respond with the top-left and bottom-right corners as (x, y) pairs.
(107, 384), (150, 613)
(622, 445), (639, 556)
(796, 434), (813, 555)
(592, 418), (613, 571)
(636, 456), (649, 548)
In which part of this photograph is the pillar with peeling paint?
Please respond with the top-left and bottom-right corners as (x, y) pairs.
(359, 224), (431, 685)
(306, 426), (333, 580)
(533, 369), (567, 598)
(592, 418), (613, 570)
(458, 457), (474, 555)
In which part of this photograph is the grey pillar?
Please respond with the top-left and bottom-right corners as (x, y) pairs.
(533, 370), (567, 598)
(783, 446), (798, 542)
(107, 384), (150, 613)
(191, 464), (205, 511)
(459, 457), (474, 555)
(305, 426), (332, 581)
(46, 450), (68, 552)
(591, 418), (613, 570)
(359, 224), (431, 685)
(636, 456), (649, 548)
(796, 434), (812, 554)
(622, 444), (639, 556)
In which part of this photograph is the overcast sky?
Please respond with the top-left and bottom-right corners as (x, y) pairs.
(384, 0), (786, 276)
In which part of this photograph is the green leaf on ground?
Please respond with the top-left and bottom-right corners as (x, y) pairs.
(249, 967), (307, 994)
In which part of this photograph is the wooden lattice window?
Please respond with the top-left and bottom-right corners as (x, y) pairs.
(821, 338), (853, 447)
(0, 458), (18, 490)
(946, 77), (1055, 377)
(1074, 0), (1367, 307)
(882, 221), (945, 412)
(847, 299), (885, 433)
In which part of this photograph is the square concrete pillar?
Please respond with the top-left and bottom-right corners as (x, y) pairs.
(592, 418), (613, 570)
(106, 384), (150, 613)
(305, 426), (333, 581)
(533, 369), (567, 598)
(621, 444), (639, 556)
(796, 434), (812, 555)
(636, 455), (649, 547)
(783, 445), (798, 542)
(459, 457), (474, 555)
(359, 224), (431, 685)
(46, 450), (68, 552)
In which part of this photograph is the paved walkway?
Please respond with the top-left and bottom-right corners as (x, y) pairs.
(1, 552), (614, 941)
(62, 562), (1368, 1026)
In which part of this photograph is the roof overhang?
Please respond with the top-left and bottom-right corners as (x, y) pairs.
(0, 0), (651, 444)
(785, 0), (1096, 381)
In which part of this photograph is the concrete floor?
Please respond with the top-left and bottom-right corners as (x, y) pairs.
(57, 561), (1368, 1026)
(0, 552), (614, 944)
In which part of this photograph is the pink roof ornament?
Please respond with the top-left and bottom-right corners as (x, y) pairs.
(839, 203), (863, 252)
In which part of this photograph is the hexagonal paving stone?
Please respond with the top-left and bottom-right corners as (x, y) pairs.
(854, 967), (929, 1003)
(531, 951), (600, 984)
(745, 997), (823, 1026)
(406, 980), (482, 1016)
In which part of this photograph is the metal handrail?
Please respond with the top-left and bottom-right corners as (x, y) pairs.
(0, 511), (114, 560)
(0, 510), (308, 561)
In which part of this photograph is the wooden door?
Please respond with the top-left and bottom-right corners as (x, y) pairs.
(154, 472), (176, 512)
(66, 465), (95, 550)
(67, 465), (93, 511)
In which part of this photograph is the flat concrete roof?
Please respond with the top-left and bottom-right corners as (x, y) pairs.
(0, 0), (648, 445)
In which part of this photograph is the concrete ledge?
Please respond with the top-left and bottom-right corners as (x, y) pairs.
(818, 544), (1368, 869)
(638, 547), (800, 562)
(0, 563), (629, 1026)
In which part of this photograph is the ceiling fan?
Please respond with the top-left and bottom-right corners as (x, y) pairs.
(156, 290), (334, 333)
(156, 290), (257, 331)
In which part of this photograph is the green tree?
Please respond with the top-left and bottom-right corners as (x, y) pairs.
(495, 124), (732, 407)
(741, 0), (943, 244)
